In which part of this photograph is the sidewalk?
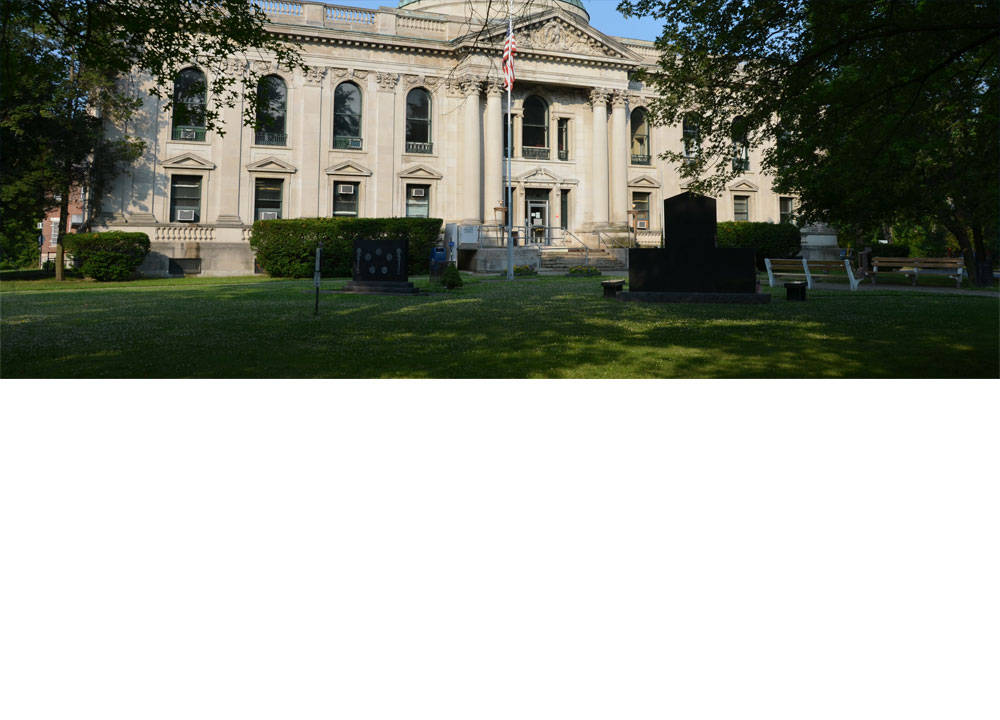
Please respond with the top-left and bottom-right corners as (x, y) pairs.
(811, 281), (999, 298)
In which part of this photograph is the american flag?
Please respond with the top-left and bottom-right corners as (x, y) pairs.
(502, 21), (516, 90)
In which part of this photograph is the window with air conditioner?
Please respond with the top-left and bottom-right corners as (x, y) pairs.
(170, 175), (201, 222)
(406, 185), (430, 217)
(254, 178), (283, 221)
(632, 192), (650, 229)
(334, 81), (363, 150)
(171, 68), (207, 141)
(333, 182), (359, 216)
(405, 88), (432, 154)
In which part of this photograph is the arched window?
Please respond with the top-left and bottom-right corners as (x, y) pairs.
(522, 95), (548, 159)
(630, 108), (650, 165)
(334, 81), (363, 150)
(172, 68), (206, 141)
(256, 75), (287, 146)
(731, 115), (749, 172)
(682, 114), (699, 161)
(405, 88), (432, 154)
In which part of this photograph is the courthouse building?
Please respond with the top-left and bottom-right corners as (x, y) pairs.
(98, 0), (794, 275)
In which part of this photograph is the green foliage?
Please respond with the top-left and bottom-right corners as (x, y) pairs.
(512, 265), (538, 276)
(618, 0), (998, 278)
(716, 222), (801, 269)
(249, 218), (443, 278)
(568, 265), (601, 276)
(63, 232), (150, 281)
(442, 262), (463, 289)
(869, 244), (911, 259)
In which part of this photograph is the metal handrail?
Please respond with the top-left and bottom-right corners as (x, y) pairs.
(559, 229), (590, 267)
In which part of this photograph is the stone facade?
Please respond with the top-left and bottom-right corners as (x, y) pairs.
(97, 0), (793, 276)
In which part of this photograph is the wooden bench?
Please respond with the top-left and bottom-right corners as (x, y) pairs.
(764, 257), (861, 291)
(869, 257), (965, 288)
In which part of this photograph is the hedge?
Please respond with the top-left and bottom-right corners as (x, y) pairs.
(62, 231), (150, 281)
(249, 218), (443, 278)
(715, 222), (801, 270)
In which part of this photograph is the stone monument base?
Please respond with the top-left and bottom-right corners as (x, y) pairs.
(616, 291), (771, 304)
(341, 280), (419, 295)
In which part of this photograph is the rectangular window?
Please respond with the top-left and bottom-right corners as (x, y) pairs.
(170, 175), (201, 222)
(734, 195), (749, 222)
(406, 184), (430, 218)
(333, 182), (360, 217)
(780, 197), (795, 224)
(557, 118), (569, 161)
(632, 192), (650, 228)
(560, 189), (570, 230)
(254, 178), (283, 221)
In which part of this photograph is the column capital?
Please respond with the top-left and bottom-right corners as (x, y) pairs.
(460, 75), (484, 97)
(486, 78), (505, 97)
(376, 72), (399, 92)
(589, 88), (610, 108)
(302, 66), (327, 86)
(611, 90), (628, 108)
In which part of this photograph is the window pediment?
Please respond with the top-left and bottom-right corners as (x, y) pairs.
(628, 174), (660, 188)
(247, 156), (297, 173)
(162, 152), (215, 170)
(727, 179), (759, 192)
(514, 168), (577, 186)
(325, 161), (372, 177)
(397, 164), (442, 180)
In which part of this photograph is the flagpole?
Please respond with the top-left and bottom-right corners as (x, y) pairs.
(505, 0), (514, 281)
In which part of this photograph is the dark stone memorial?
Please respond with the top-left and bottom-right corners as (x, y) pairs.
(342, 237), (418, 294)
(618, 191), (769, 304)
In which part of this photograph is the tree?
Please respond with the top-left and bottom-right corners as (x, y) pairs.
(617, 0), (999, 282)
(0, 1), (302, 277)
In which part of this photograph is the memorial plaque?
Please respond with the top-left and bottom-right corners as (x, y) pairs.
(352, 238), (408, 282)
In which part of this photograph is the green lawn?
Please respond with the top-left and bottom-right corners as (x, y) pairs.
(1, 274), (997, 378)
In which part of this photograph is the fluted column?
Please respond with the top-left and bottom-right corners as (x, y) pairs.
(589, 89), (610, 227)
(484, 79), (504, 224)
(374, 72), (398, 217)
(610, 90), (629, 227)
(214, 60), (249, 224)
(461, 76), (483, 224)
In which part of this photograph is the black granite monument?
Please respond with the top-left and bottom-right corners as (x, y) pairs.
(342, 237), (418, 294)
(619, 191), (769, 303)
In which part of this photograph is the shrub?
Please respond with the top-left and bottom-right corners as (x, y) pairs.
(62, 231), (150, 281)
(512, 264), (537, 276)
(716, 222), (800, 270)
(249, 217), (443, 278)
(568, 265), (601, 276)
(442, 261), (463, 289)
(41, 259), (55, 271)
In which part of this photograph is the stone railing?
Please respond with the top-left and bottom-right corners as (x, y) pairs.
(255, 0), (304, 19)
(325, 5), (376, 25)
(155, 225), (219, 243)
(254, 0), (454, 38)
(397, 12), (448, 35)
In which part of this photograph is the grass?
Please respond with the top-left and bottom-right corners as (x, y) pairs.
(1, 274), (997, 378)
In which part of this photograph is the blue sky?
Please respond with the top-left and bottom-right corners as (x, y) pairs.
(334, 1), (662, 42)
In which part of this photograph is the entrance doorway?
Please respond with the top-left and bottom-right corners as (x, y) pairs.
(525, 189), (549, 243)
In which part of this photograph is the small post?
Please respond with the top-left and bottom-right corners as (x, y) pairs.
(314, 241), (323, 315)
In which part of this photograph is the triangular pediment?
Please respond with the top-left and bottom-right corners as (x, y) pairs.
(728, 179), (759, 192)
(246, 156), (297, 173)
(162, 152), (215, 170)
(628, 174), (661, 188)
(469, 9), (641, 65)
(398, 164), (443, 180)
(514, 167), (576, 185)
(325, 161), (372, 177)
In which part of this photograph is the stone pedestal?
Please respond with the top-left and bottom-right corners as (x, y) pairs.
(799, 223), (841, 261)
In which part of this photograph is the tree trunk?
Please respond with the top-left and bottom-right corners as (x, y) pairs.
(55, 181), (70, 281)
(945, 220), (978, 284)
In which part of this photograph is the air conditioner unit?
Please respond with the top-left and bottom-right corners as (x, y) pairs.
(348, 138), (362, 149)
(411, 188), (425, 198)
(338, 184), (355, 195)
(177, 209), (196, 222)
(637, 220), (648, 229)
(37, 222), (44, 229)
(180, 128), (198, 140)
(259, 211), (279, 220)
(71, 214), (83, 225)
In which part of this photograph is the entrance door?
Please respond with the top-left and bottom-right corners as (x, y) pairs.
(526, 196), (549, 243)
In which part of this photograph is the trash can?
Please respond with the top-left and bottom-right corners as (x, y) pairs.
(784, 281), (807, 301)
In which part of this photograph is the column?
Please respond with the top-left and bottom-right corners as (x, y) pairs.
(590, 89), (610, 227)
(296, 67), (326, 218)
(461, 75), (483, 224)
(214, 84), (245, 225)
(484, 79), (504, 225)
(375, 72), (398, 217)
(610, 90), (629, 227)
